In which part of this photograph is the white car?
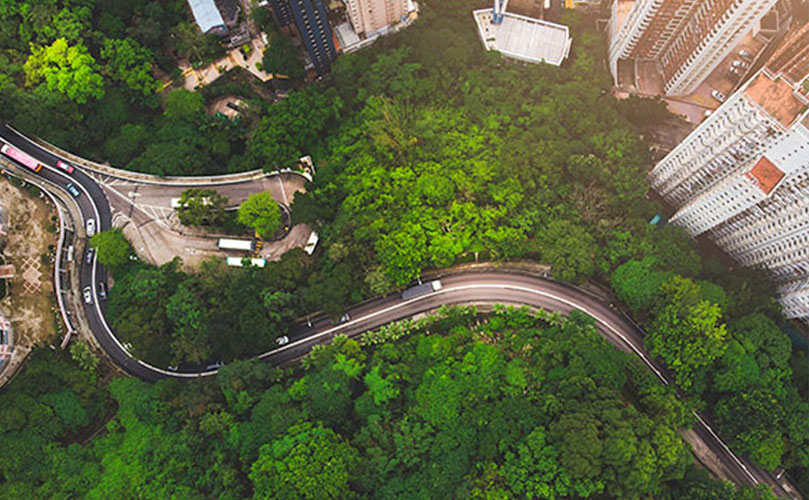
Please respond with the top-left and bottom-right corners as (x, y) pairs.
(339, 313), (350, 324)
(83, 286), (93, 304)
(710, 90), (726, 103)
(275, 335), (290, 346)
(86, 218), (96, 237)
(731, 59), (748, 68)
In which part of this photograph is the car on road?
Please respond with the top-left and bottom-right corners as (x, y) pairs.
(711, 90), (726, 103)
(339, 313), (350, 323)
(86, 218), (95, 237)
(738, 49), (752, 60)
(276, 335), (290, 346)
(65, 182), (81, 198)
(98, 281), (107, 300)
(56, 160), (74, 174)
(83, 286), (93, 304)
(85, 248), (94, 264)
(731, 59), (748, 68)
(205, 361), (224, 370)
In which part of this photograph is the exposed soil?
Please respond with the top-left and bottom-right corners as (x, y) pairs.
(0, 178), (60, 347)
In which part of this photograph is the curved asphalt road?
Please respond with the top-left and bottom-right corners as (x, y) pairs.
(0, 124), (791, 497)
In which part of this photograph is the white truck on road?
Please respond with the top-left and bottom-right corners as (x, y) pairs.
(218, 238), (253, 252)
(402, 280), (442, 300)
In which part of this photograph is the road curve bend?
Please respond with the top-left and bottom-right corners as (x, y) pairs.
(0, 124), (792, 498)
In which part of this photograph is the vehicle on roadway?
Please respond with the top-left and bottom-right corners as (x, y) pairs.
(339, 313), (350, 323)
(56, 160), (74, 174)
(402, 280), (443, 300)
(1, 144), (43, 173)
(731, 59), (748, 68)
(65, 182), (81, 198)
(711, 90), (726, 103)
(86, 218), (96, 237)
(225, 256), (266, 268)
(276, 335), (290, 346)
(85, 248), (94, 264)
(83, 286), (93, 304)
(98, 281), (107, 300)
(304, 231), (319, 255)
(217, 238), (253, 251)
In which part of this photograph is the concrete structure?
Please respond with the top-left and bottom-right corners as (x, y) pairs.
(345, 0), (409, 38)
(473, 8), (572, 66)
(187, 0), (240, 34)
(273, 0), (337, 73)
(609, 0), (778, 95)
(649, 32), (809, 318)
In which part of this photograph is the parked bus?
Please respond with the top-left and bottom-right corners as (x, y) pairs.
(304, 231), (319, 255)
(171, 196), (212, 209)
(225, 257), (266, 268)
(217, 238), (253, 251)
(1, 144), (43, 173)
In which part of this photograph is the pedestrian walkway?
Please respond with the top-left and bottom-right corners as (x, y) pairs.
(179, 35), (273, 91)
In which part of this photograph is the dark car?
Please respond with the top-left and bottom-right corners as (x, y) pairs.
(66, 183), (81, 198)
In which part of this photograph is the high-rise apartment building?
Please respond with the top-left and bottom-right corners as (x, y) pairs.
(609, 0), (777, 95)
(649, 24), (809, 318)
(267, 0), (336, 74)
(344, 0), (408, 38)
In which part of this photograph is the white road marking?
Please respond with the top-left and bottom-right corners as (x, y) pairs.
(277, 176), (288, 206)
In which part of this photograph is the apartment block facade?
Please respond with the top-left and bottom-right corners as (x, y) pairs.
(268, 0), (336, 73)
(609, 0), (777, 95)
(344, 0), (408, 37)
(649, 29), (809, 318)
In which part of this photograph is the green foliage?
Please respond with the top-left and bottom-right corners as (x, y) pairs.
(646, 277), (728, 392)
(164, 89), (204, 121)
(23, 38), (104, 104)
(250, 422), (360, 500)
(537, 219), (596, 283)
(100, 38), (160, 96)
(611, 259), (671, 314)
(68, 341), (99, 378)
(262, 27), (304, 80)
(89, 228), (133, 269)
(237, 191), (282, 239)
(249, 87), (343, 169)
(176, 188), (230, 227)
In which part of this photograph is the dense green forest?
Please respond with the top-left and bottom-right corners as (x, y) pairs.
(0, 307), (783, 499)
(0, 0), (807, 495)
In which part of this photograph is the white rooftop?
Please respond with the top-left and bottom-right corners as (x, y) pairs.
(473, 8), (572, 66)
(188, 0), (225, 33)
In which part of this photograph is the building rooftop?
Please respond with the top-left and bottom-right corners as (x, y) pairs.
(743, 71), (806, 128)
(766, 23), (809, 85)
(473, 9), (572, 66)
(187, 0), (226, 34)
(746, 156), (785, 195)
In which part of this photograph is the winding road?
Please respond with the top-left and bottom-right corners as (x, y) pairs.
(0, 123), (798, 498)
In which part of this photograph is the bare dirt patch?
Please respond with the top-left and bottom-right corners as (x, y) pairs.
(0, 178), (59, 347)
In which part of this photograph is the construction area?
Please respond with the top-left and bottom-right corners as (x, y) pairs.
(0, 176), (62, 382)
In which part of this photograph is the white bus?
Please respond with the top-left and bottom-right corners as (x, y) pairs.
(226, 257), (267, 268)
(218, 238), (253, 251)
(172, 196), (212, 209)
(304, 231), (319, 255)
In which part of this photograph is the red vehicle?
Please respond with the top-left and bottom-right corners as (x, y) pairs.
(56, 160), (74, 174)
(1, 144), (42, 173)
